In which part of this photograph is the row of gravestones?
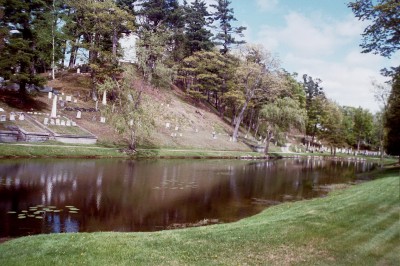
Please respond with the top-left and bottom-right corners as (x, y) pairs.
(48, 92), (78, 104)
(44, 117), (76, 127)
(0, 112), (25, 122)
(165, 122), (238, 141)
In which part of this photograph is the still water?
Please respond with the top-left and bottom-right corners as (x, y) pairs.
(0, 158), (376, 237)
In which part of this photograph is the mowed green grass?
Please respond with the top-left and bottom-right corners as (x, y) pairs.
(0, 143), (126, 158)
(0, 168), (398, 265)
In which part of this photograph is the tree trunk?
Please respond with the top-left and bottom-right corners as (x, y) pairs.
(357, 138), (361, 152)
(232, 101), (249, 142)
(264, 133), (272, 155)
(247, 108), (254, 135)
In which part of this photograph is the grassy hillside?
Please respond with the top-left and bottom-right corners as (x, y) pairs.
(0, 168), (398, 265)
(1, 72), (264, 152)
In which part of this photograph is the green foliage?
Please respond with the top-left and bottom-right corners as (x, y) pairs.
(260, 97), (306, 153)
(0, 0), (51, 92)
(184, 0), (214, 54)
(348, 0), (400, 58)
(97, 66), (157, 150)
(319, 101), (346, 149)
(353, 107), (373, 150)
(211, 0), (246, 54)
(385, 72), (400, 156)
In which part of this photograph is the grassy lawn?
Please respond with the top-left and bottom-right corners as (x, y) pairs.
(0, 168), (398, 265)
(0, 143), (127, 158)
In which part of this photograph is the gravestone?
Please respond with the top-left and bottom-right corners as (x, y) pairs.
(212, 132), (216, 139)
(100, 117), (106, 123)
(77, 68), (80, 74)
(59, 96), (63, 101)
(175, 126), (179, 131)
(66, 120), (71, 126)
(179, 133), (183, 137)
(60, 120), (66, 126)
(76, 111), (82, 119)
(55, 118), (60, 125)
(129, 120), (134, 126)
(66, 95), (72, 102)
(165, 122), (170, 129)
(18, 114), (25, 120)
(229, 137), (233, 142)
(195, 128), (198, 133)
(0, 108), (4, 112)
(0, 115), (6, 122)
(50, 119), (55, 125)
(44, 118), (49, 125)
(72, 122), (77, 126)
(73, 99), (78, 103)
(244, 134), (248, 139)
(102, 91), (107, 105)
(9, 113), (15, 121)
(48, 92), (52, 99)
(51, 95), (58, 118)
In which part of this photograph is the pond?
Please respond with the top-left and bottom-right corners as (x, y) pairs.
(0, 158), (376, 238)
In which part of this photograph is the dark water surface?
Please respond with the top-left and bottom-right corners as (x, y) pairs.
(0, 158), (376, 237)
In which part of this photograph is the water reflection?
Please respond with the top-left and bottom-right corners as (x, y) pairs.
(0, 158), (376, 237)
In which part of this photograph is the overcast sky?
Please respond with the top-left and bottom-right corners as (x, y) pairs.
(123, 0), (399, 112)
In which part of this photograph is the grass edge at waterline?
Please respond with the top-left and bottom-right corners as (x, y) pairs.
(0, 168), (398, 265)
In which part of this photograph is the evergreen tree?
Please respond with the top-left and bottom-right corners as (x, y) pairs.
(211, 0), (246, 54)
(0, 0), (52, 93)
(184, 0), (213, 55)
(385, 73), (400, 158)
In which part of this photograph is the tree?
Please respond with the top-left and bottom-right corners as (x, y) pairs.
(348, 0), (400, 59)
(211, 0), (246, 54)
(353, 107), (373, 151)
(260, 97), (306, 155)
(0, 0), (52, 93)
(372, 79), (391, 164)
(302, 74), (326, 150)
(184, 0), (214, 55)
(231, 44), (283, 142)
(66, 0), (135, 99)
(385, 73), (400, 159)
(97, 66), (156, 151)
(319, 101), (345, 156)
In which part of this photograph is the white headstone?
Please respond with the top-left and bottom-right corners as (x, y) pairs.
(60, 120), (66, 126)
(50, 119), (55, 125)
(76, 111), (82, 119)
(175, 126), (179, 131)
(102, 91), (107, 106)
(77, 68), (80, 74)
(100, 117), (106, 123)
(229, 137), (233, 142)
(166, 122), (170, 128)
(9, 113), (15, 121)
(0, 108), (4, 112)
(73, 99), (78, 103)
(48, 92), (52, 99)
(55, 118), (60, 125)
(66, 95), (72, 102)
(72, 122), (77, 126)
(179, 133), (183, 137)
(18, 114), (25, 120)
(44, 118), (49, 125)
(66, 120), (71, 127)
(51, 95), (58, 118)
(59, 96), (63, 101)
(0, 115), (6, 122)
(195, 128), (198, 133)
(62, 92), (64, 96)
(245, 134), (248, 139)
(129, 119), (134, 126)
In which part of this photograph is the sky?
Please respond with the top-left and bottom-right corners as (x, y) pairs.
(122, 0), (399, 113)
(227, 0), (399, 112)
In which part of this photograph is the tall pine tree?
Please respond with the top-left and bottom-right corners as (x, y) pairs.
(211, 0), (246, 54)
